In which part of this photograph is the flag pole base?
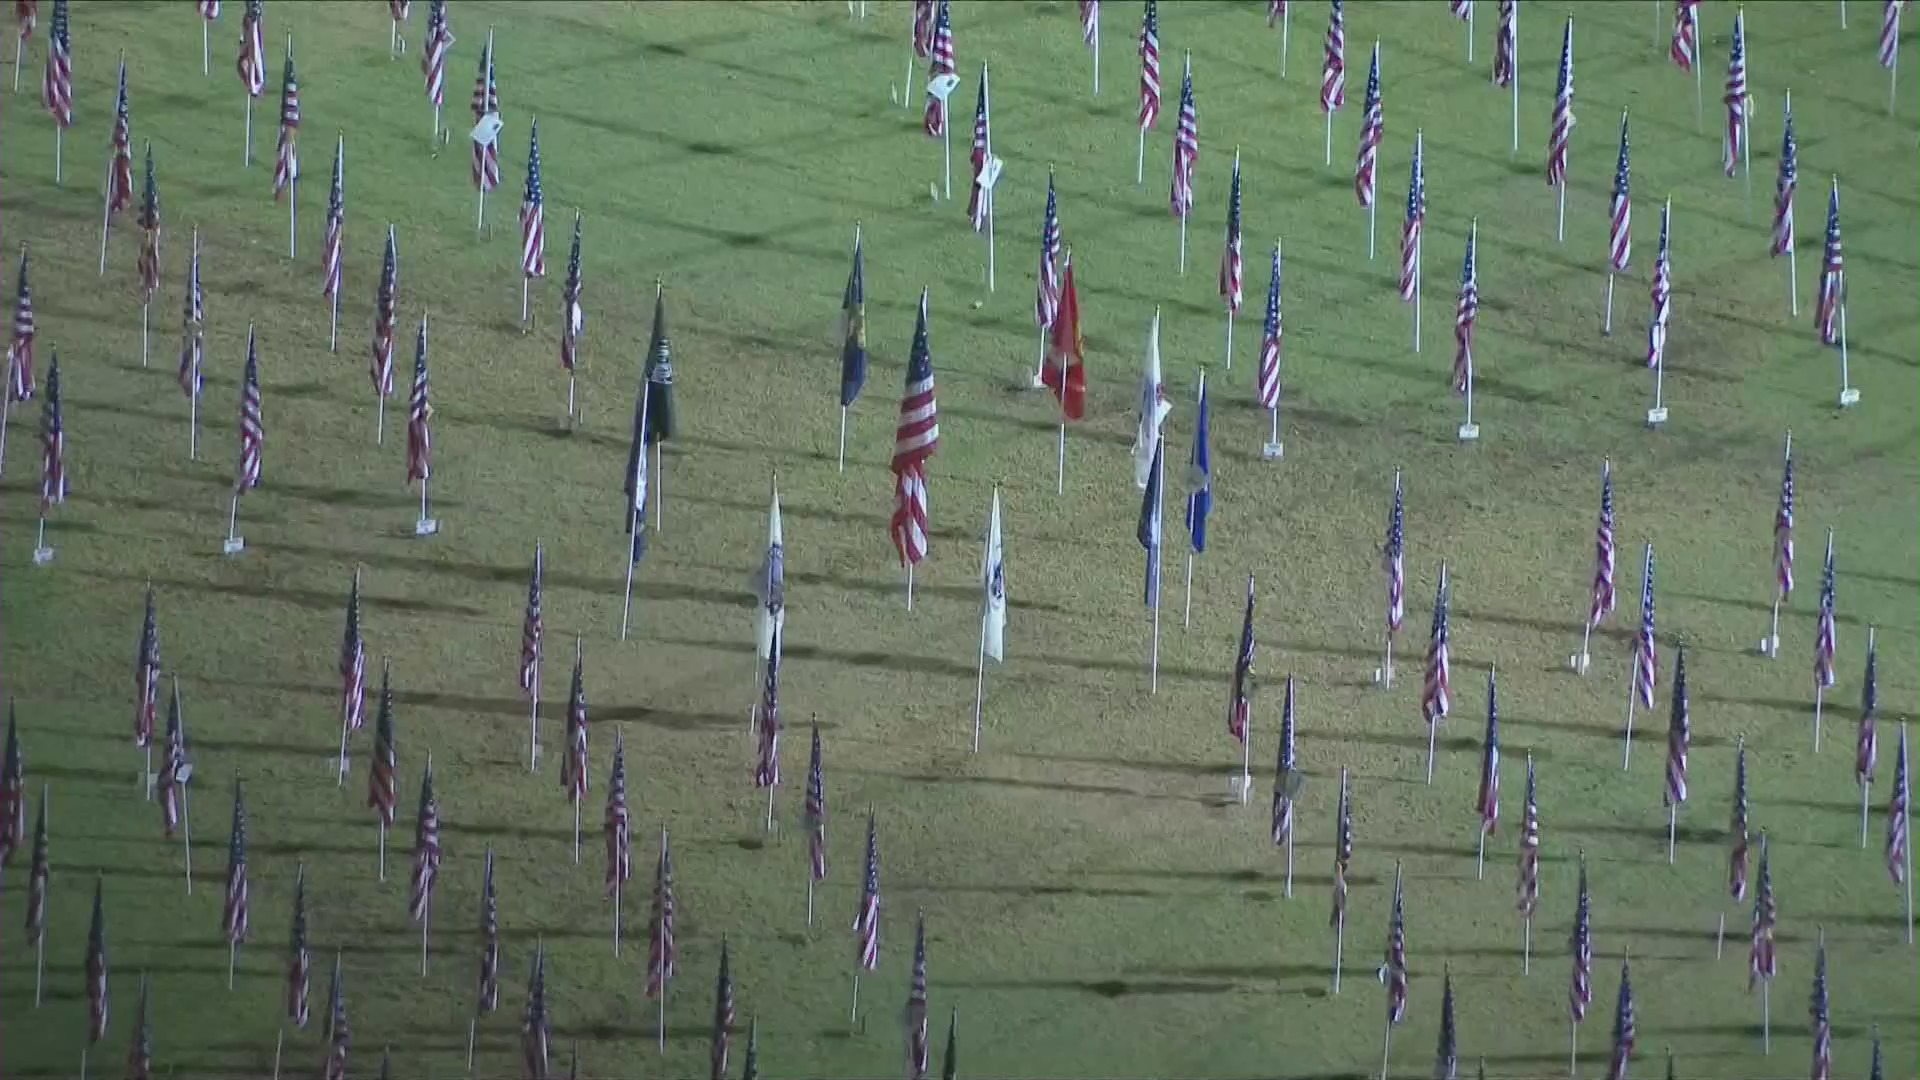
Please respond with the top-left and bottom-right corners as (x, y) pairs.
(1838, 387), (1860, 408)
(1262, 440), (1285, 460)
(1456, 422), (1480, 442)
(223, 536), (246, 556)
(32, 546), (54, 565)
(1569, 652), (1591, 674)
(1644, 406), (1668, 427)
(414, 517), (440, 537)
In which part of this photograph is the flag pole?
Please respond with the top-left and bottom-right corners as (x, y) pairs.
(226, 492), (241, 549)
(1667, 802), (1677, 863)
(1467, 4), (1475, 64)
(1902, 720), (1914, 943)
(1182, 552), (1194, 629)
(972, 607), (987, 753)
(837, 406), (848, 473)
(54, 127), (62, 186)
(1693, 50), (1703, 131)
(377, 395), (386, 446)
(1368, 198), (1376, 261)
(573, 797), (581, 864)
(98, 157), (112, 276)
(905, 560), (915, 611)
(1150, 447), (1164, 694)
(1603, 273), (1615, 334)
(1378, 1014), (1394, 1080)
(378, 821), (386, 881)
(1178, 216), (1187, 275)
(1092, 17), (1099, 96)
(614, 876), (622, 957)
(903, 9), (915, 110)
(142, 303), (149, 367)
(942, 108), (952, 201)
(1324, 109), (1333, 169)
(182, 781), (195, 893)
(1623, 688), (1637, 769)
(245, 95), (254, 168)
(653, 441), (663, 533)
(1510, 4), (1520, 156)
(1281, 5), (1291, 77)
(1136, 125), (1145, 186)
(986, 191), (996, 293)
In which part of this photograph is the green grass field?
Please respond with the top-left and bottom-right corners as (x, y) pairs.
(2, 1), (1916, 1077)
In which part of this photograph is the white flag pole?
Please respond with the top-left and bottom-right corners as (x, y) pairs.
(1467, 4), (1475, 64)
(1091, 13), (1099, 96)
(1281, 5), (1291, 78)
(203, 19), (211, 76)
(1149, 446), (1164, 694)
(1510, 2), (1520, 155)
(972, 606), (988, 753)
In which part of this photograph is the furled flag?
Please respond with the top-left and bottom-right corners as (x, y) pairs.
(0, 707), (21, 863)
(1772, 98), (1797, 257)
(1814, 532), (1836, 691)
(287, 865), (310, 1028)
(1607, 958), (1635, 1080)
(854, 811), (880, 970)
(756, 627), (782, 790)
(39, 352), (65, 511)
(1646, 200), (1670, 369)
(324, 952), (349, 1080)
(892, 291), (939, 568)
(756, 484), (785, 664)
(1448, 0), (1471, 20)
(133, 586), (160, 749)
(1355, 43), (1381, 208)
(1815, 180), (1843, 346)
(1080, 0), (1099, 55)
(1547, 17), (1573, 187)
(1383, 863), (1408, 1025)
(1493, 0), (1514, 87)
(1454, 222), (1478, 393)
(1633, 544), (1657, 709)
(1723, 10), (1748, 178)
(1138, 439), (1165, 608)
(1131, 310), (1170, 489)
(137, 145), (160, 304)
(1322, 0), (1346, 114)
(237, 0), (264, 98)
(560, 214), (583, 371)
(369, 662), (396, 827)
(1383, 472), (1405, 634)
(85, 875), (109, 1043)
(1882, 0), (1904, 70)
(470, 34), (499, 194)
(1034, 171), (1062, 334)
(1749, 833), (1776, 989)
(1229, 575), (1255, 744)
(646, 830), (675, 998)
(371, 226), (396, 399)
(523, 942), (551, 1080)
(273, 40), (299, 200)
(224, 780), (250, 946)
(841, 229), (867, 407)
(563, 642), (588, 806)
(1590, 462), (1616, 626)
(1518, 755), (1540, 915)
(1608, 112), (1631, 274)
(405, 316), (431, 485)
(421, 0), (451, 107)
(1810, 932), (1831, 1080)
(179, 235), (203, 399)
(520, 545), (543, 700)
(236, 328), (264, 491)
(1138, 1), (1160, 131)
(1170, 55), (1197, 219)
(128, 974), (151, 1080)
(1273, 673), (1297, 845)
(18, 0), (36, 46)
(923, 0), (954, 138)
(1666, 646), (1690, 808)
(41, 0), (70, 130)
(912, 0), (934, 60)
(1045, 247), (1087, 421)
(1869, 1029), (1885, 1080)
(409, 760), (439, 924)
(605, 733), (630, 896)
(1477, 667), (1501, 833)
(907, 914), (930, 1079)
(806, 723), (827, 882)
(982, 490), (1007, 662)
(1570, 854), (1592, 1022)
(966, 68), (991, 232)
(710, 938), (735, 1080)
(1436, 968), (1457, 1080)
(641, 284), (676, 447)
(1399, 137), (1424, 303)
(1186, 375), (1212, 555)
(107, 60), (133, 217)
(1671, 0), (1698, 70)
(521, 121), (545, 278)
(158, 681), (187, 837)
(1257, 243), (1282, 410)
(10, 248), (35, 404)
(1332, 769), (1352, 927)
(26, 789), (49, 954)
(478, 845), (499, 1013)
(341, 572), (366, 735)
(1729, 737), (1750, 900)
(1890, 725), (1909, 883)
(1220, 154), (1242, 311)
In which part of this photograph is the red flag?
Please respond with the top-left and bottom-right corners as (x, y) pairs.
(1041, 250), (1086, 420)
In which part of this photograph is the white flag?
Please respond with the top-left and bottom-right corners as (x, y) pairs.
(754, 482), (786, 662)
(1131, 309), (1173, 490)
(982, 488), (1006, 662)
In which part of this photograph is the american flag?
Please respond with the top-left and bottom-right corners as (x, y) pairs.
(1449, 0), (1472, 19)
(199, 0), (219, 18)
(1383, 471), (1405, 633)
(40, 0), (69, 129)
(26, 790), (48, 952)
(371, 227), (396, 398)
(1268, 0), (1286, 26)
(912, 0), (934, 57)
(1517, 754), (1540, 915)
(1606, 959), (1635, 1080)
(1437, 970), (1457, 1080)
(1383, 863), (1408, 1024)
(966, 70), (990, 233)
(891, 291), (938, 568)
(108, 61), (134, 217)
(158, 682), (186, 836)
(1670, 0), (1698, 71)
(647, 830), (675, 997)
(223, 781), (250, 946)
(340, 572), (366, 734)
(1666, 646), (1690, 807)
(1492, 0), (1514, 88)
(389, 0), (407, 29)
(1331, 769), (1352, 928)
(1354, 43), (1381, 209)
(1170, 54), (1197, 220)
(478, 845), (499, 1012)
(409, 761), (440, 924)
(471, 35), (499, 194)
(1220, 153), (1241, 312)
(1774, 441), (1795, 599)
(1322, 0), (1346, 114)
(369, 661), (396, 826)
(85, 876), (109, 1042)
(39, 353), (65, 511)
(1590, 461), (1616, 627)
(1633, 544), (1657, 709)
(561, 213), (583, 371)
(806, 722), (827, 882)
(1773, 98), (1797, 257)
(1424, 569), (1452, 725)
(1477, 668), (1500, 833)
(321, 135), (343, 301)
(521, 121), (545, 278)
(274, 42), (299, 200)
(287, 866), (310, 1027)
(1570, 856), (1592, 1022)
(1454, 223), (1478, 393)
(406, 317), (431, 484)
(563, 641), (588, 806)
(134, 586), (160, 749)
(0, 709), (21, 863)
(923, 0), (954, 139)
(1729, 737), (1750, 900)
(1257, 243), (1282, 410)
(137, 145), (161, 303)
(129, 979), (151, 1080)
(1861, 636), (1879, 786)
(1229, 574), (1255, 744)
(1646, 200), (1670, 369)
(236, 0), (264, 98)
(1814, 532), (1837, 690)
(1547, 17), (1574, 187)
(1272, 673), (1297, 846)
(854, 811), (880, 970)
(1035, 171), (1061, 330)
(1608, 111), (1631, 273)
(1080, 0), (1098, 51)
(1399, 135), (1424, 303)
(1891, 724), (1910, 883)
(323, 953), (350, 1080)
(711, 939), (735, 1080)
(907, 914), (929, 1078)
(520, 545), (543, 698)
(1723, 10), (1748, 178)
(755, 627), (782, 789)
(10, 248), (36, 404)
(179, 234), (204, 398)
(1138, 0), (1160, 131)
(18, 0), (36, 43)
(1749, 834), (1776, 988)
(1810, 934), (1832, 1080)
(1815, 180), (1844, 346)
(605, 733), (631, 895)
(523, 944), (551, 1080)
(421, 0), (452, 107)
(1883, 0), (1904, 69)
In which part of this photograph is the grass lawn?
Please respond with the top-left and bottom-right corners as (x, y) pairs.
(1, 1), (1916, 1077)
